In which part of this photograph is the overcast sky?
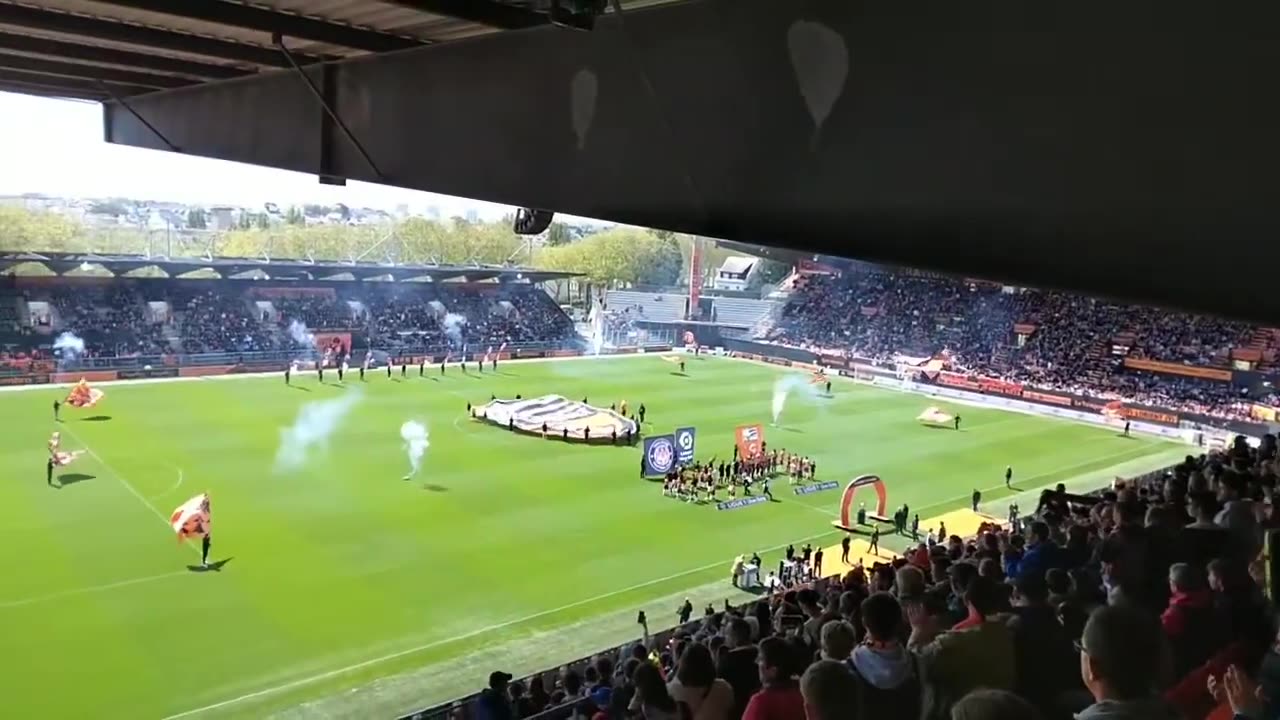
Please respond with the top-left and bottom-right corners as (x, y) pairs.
(0, 91), (585, 220)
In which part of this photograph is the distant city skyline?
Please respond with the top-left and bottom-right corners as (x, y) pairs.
(0, 92), (601, 224)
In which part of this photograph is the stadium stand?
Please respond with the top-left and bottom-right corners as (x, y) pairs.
(435, 440), (1277, 720)
(708, 297), (780, 330)
(761, 270), (1272, 421)
(0, 278), (577, 362)
(604, 290), (686, 323)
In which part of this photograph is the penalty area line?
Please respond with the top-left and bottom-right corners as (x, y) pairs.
(159, 528), (844, 720)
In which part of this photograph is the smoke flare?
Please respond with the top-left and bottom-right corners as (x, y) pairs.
(274, 390), (362, 472)
(400, 420), (430, 479)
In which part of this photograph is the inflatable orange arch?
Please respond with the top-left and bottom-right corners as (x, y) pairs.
(837, 474), (888, 527)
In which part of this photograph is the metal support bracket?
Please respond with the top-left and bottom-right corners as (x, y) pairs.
(273, 32), (383, 183)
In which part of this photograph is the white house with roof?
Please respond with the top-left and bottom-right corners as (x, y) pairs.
(713, 255), (759, 291)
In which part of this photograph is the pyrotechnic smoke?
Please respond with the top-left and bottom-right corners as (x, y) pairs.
(399, 420), (430, 479)
(287, 319), (316, 349)
(54, 331), (86, 358)
(274, 390), (362, 472)
(442, 313), (467, 345)
(771, 375), (822, 425)
(588, 305), (604, 355)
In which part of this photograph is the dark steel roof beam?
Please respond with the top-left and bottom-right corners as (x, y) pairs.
(0, 4), (326, 68)
(381, 0), (545, 29)
(92, 0), (424, 52)
(0, 30), (248, 80)
(0, 52), (193, 88)
(0, 66), (151, 96)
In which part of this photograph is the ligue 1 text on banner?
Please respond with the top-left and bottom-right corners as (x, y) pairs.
(793, 480), (839, 496)
(643, 434), (677, 477)
(716, 495), (768, 511)
(675, 426), (697, 464)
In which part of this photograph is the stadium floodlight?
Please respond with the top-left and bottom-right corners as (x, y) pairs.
(513, 207), (554, 235)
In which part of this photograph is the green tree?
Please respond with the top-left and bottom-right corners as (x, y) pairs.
(0, 206), (82, 252)
(545, 222), (573, 247)
(285, 206), (304, 226)
(186, 208), (207, 229)
(255, 212), (270, 231)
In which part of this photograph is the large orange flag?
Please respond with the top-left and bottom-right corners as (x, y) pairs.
(65, 378), (105, 408)
(171, 493), (211, 543)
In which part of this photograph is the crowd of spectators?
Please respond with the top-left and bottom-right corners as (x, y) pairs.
(172, 288), (279, 354)
(765, 271), (1266, 418)
(468, 437), (1279, 720)
(45, 285), (169, 357)
(0, 281), (577, 359)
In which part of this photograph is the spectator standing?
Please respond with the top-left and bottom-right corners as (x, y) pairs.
(478, 672), (515, 720)
(950, 689), (1044, 720)
(1007, 572), (1079, 708)
(1076, 605), (1179, 720)
(631, 661), (680, 720)
(1008, 521), (1059, 581)
(742, 637), (805, 720)
(798, 660), (858, 720)
(849, 592), (920, 720)
(669, 643), (734, 720)
(909, 576), (1015, 720)
(1160, 563), (1224, 676)
(719, 618), (760, 720)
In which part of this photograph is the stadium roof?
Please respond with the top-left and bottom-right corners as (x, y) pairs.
(0, 251), (578, 283)
(0, 0), (680, 101)
(4, 1), (1278, 323)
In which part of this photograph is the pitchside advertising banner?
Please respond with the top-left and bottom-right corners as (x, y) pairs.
(794, 480), (839, 496)
(675, 426), (697, 464)
(717, 495), (768, 511)
(643, 434), (677, 477)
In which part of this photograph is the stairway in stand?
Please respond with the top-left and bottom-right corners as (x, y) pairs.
(989, 344), (1010, 372)
(1081, 340), (1111, 385)
(162, 313), (184, 352)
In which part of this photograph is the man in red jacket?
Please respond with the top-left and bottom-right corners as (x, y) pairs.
(743, 637), (805, 720)
(1161, 563), (1225, 676)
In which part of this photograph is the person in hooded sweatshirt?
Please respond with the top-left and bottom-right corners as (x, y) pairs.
(848, 592), (919, 720)
(1076, 605), (1180, 720)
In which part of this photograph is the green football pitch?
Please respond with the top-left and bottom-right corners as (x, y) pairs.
(0, 355), (1187, 719)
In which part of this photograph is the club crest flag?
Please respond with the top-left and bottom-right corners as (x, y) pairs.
(735, 423), (765, 459)
(171, 493), (211, 543)
(675, 426), (697, 464)
(65, 378), (105, 408)
(643, 434), (677, 477)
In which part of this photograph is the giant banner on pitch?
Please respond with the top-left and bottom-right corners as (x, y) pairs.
(735, 423), (765, 459)
(643, 434), (677, 477)
(675, 426), (697, 464)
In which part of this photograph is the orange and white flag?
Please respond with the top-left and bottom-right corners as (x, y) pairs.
(170, 493), (211, 543)
(65, 378), (105, 408)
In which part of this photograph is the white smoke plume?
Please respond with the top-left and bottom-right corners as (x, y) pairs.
(54, 331), (86, 359)
(288, 319), (316, 349)
(771, 374), (823, 425)
(442, 313), (467, 345)
(399, 420), (430, 479)
(274, 390), (363, 472)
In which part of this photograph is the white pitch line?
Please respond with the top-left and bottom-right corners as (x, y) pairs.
(59, 425), (197, 555)
(0, 571), (187, 610)
(150, 467), (185, 500)
(159, 527), (843, 720)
